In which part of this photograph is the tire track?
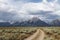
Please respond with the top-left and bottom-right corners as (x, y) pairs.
(24, 29), (45, 40)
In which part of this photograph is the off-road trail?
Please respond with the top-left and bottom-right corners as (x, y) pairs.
(24, 29), (45, 40)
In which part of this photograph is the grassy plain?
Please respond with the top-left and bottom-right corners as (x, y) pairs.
(0, 27), (60, 40)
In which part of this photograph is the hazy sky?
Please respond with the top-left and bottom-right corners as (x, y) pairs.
(0, 0), (60, 22)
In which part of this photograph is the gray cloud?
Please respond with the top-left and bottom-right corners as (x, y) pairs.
(28, 10), (53, 15)
(28, 10), (60, 21)
(0, 0), (60, 22)
(13, 0), (42, 3)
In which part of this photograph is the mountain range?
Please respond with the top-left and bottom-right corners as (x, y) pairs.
(0, 17), (60, 27)
(50, 19), (60, 26)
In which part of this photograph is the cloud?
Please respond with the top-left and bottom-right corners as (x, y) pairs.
(0, 0), (60, 22)
(12, 0), (42, 3)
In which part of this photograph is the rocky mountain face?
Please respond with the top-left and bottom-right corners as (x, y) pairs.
(0, 22), (11, 26)
(0, 17), (60, 27)
(19, 17), (49, 26)
(0, 17), (49, 27)
(50, 19), (60, 26)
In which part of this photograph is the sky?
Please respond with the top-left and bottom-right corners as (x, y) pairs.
(0, 0), (60, 23)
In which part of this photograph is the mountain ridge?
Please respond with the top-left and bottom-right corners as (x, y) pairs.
(0, 17), (60, 27)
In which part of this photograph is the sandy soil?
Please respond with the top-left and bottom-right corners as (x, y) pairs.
(24, 29), (45, 40)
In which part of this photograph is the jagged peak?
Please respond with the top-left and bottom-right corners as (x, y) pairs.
(52, 19), (60, 22)
(30, 16), (40, 20)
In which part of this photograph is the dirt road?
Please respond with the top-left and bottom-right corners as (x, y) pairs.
(24, 29), (45, 40)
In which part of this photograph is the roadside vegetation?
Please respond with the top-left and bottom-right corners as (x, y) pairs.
(0, 27), (59, 40)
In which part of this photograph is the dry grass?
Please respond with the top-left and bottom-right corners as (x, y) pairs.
(0, 27), (59, 40)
